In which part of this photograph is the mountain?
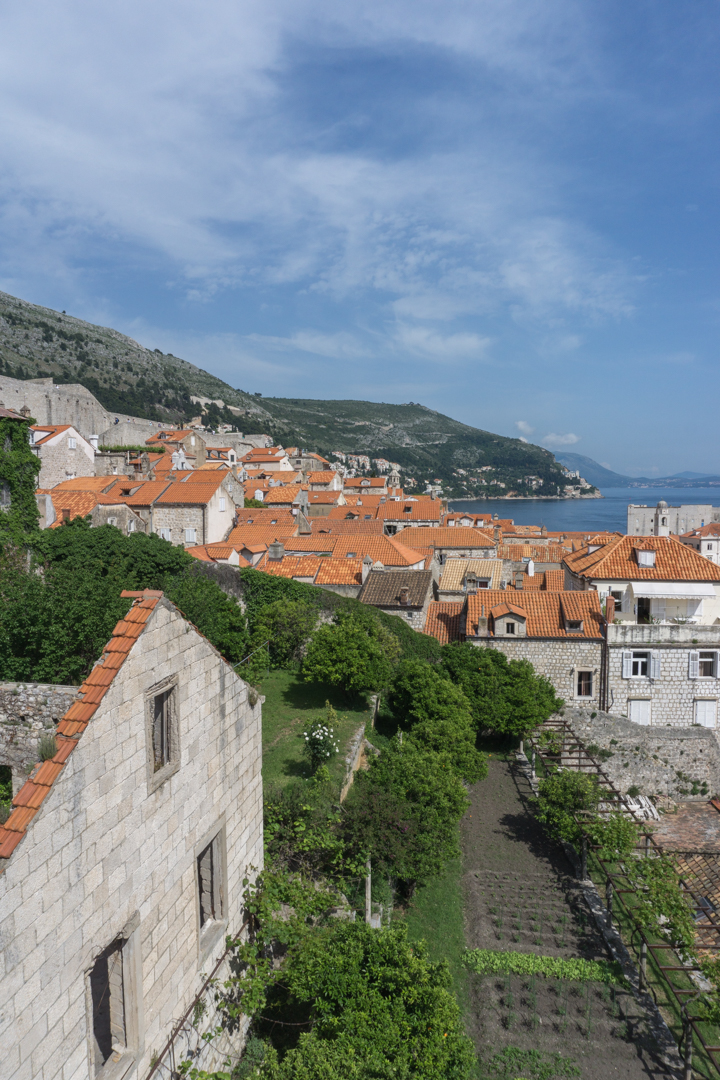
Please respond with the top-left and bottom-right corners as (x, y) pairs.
(668, 471), (713, 480)
(0, 289), (583, 498)
(554, 452), (632, 488)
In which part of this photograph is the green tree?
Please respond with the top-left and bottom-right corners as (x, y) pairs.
(259, 922), (474, 1080)
(303, 614), (394, 696)
(251, 598), (318, 667)
(342, 741), (469, 890)
(534, 770), (601, 847)
(0, 414), (40, 546)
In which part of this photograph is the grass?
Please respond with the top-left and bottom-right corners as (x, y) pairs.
(403, 827), (470, 1014)
(257, 668), (373, 790)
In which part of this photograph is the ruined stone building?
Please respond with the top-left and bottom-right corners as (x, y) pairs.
(0, 589), (263, 1080)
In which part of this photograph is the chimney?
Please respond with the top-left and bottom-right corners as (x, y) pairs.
(605, 596), (615, 624)
(90, 434), (98, 451)
(493, 527), (500, 543)
(541, 524), (547, 537)
(515, 572), (524, 590)
(399, 585), (410, 605)
(361, 555), (372, 584)
(268, 540), (285, 561)
(62, 508), (71, 522)
(527, 559), (535, 578)
(296, 510), (311, 534)
(476, 602), (489, 637)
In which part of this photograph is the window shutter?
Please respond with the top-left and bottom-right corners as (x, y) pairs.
(622, 650), (632, 679)
(198, 843), (215, 926)
(650, 652), (661, 679)
(689, 651), (700, 678)
(107, 944), (126, 1049)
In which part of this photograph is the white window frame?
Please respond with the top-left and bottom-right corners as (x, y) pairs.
(694, 699), (717, 728)
(157, 527), (171, 542)
(219, 497), (227, 512)
(637, 550), (656, 567)
(68, 436), (77, 449)
(185, 528), (197, 544)
(690, 650), (718, 678)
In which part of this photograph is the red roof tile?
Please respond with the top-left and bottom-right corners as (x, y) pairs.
(424, 601), (464, 644)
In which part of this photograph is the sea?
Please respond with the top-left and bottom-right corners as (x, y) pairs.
(448, 487), (720, 535)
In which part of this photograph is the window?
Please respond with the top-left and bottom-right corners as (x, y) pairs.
(89, 940), (126, 1074)
(185, 528), (197, 544)
(127, 520), (135, 534)
(145, 680), (179, 790)
(566, 620), (583, 633)
(610, 590), (624, 612)
(158, 527), (171, 541)
(695, 700), (717, 728)
(700, 652), (717, 678)
(152, 690), (172, 771)
(219, 497), (226, 511)
(577, 671), (593, 697)
(628, 699), (651, 725)
(107, 517), (117, 527)
(623, 650), (650, 677)
(637, 549), (656, 568)
(195, 827), (228, 959)
(505, 621), (516, 634)
(68, 437), (77, 449)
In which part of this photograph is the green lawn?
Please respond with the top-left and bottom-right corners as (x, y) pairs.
(257, 668), (373, 790)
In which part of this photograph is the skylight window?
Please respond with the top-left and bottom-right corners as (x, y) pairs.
(637, 549), (656, 568)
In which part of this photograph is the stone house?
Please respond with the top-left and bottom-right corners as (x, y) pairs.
(358, 569), (435, 630)
(563, 534), (720, 626)
(262, 484), (310, 517)
(464, 589), (604, 706)
(306, 491), (347, 517)
(342, 477), (388, 495)
(145, 474), (236, 547)
(307, 471), (343, 491)
(241, 447), (294, 473)
(0, 589), (263, 1080)
(30, 425), (95, 487)
(286, 449), (332, 473)
(376, 499), (443, 534)
(437, 558), (503, 600)
(35, 487), (147, 534)
(679, 523), (720, 566)
(255, 546), (368, 597)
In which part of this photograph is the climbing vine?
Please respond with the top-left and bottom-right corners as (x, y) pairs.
(0, 416), (40, 546)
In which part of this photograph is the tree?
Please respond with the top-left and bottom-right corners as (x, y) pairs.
(258, 922), (474, 1080)
(0, 414), (40, 547)
(534, 770), (601, 846)
(251, 598), (318, 667)
(303, 614), (394, 696)
(342, 741), (469, 889)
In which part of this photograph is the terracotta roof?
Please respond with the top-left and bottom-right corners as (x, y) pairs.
(30, 424), (73, 445)
(564, 534), (720, 582)
(326, 506), (379, 520)
(50, 476), (130, 492)
(331, 535), (427, 567)
(358, 570), (434, 608)
(424, 601), (464, 644)
(46, 491), (99, 525)
(507, 569), (566, 592)
(439, 558), (503, 593)
(0, 591), (162, 865)
(0, 407), (27, 420)
(263, 484), (307, 505)
(226, 524), (296, 546)
(498, 543), (568, 562)
(375, 501), (443, 521)
(234, 509), (296, 527)
(155, 477), (226, 505)
(186, 544), (251, 566)
(308, 471), (338, 484)
(490, 601), (527, 619)
(146, 429), (194, 443)
(121, 481), (173, 506)
(394, 527), (495, 549)
(308, 491), (344, 504)
(681, 524), (720, 539)
(257, 556), (321, 579)
(314, 557), (364, 587)
(343, 477), (388, 489)
(466, 589), (603, 640)
(310, 519), (384, 535)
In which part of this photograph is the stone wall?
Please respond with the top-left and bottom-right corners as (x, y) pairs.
(0, 682), (79, 793)
(470, 637), (603, 707)
(35, 433), (95, 488)
(607, 640), (720, 728)
(0, 376), (111, 437)
(0, 597), (264, 1080)
(561, 705), (720, 799)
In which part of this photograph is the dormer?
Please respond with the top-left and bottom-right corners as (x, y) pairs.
(636, 548), (656, 568)
(490, 603), (527, 637)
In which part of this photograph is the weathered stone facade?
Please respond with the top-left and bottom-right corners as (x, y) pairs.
(32, 428), (95, 488)
(471, 638), (603, 706)
(607, 624), (720, 728)
(0, 683), (79, 793)
(0, 596), (263, 1080)
(561, 705), (720, 799)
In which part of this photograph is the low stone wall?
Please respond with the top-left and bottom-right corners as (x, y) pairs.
(0, 681), (78, 792)
(560, 705), (720, 800)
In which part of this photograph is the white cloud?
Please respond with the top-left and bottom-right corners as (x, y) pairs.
(516, 420), (534, 435)
(518, 436), (529, 443)
(542, 432), (580, 447)
(392, 325), (492, 360)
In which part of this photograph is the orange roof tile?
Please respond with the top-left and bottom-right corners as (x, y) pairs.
(226, 524), (297, 546)
(498, 543), (568, 562)
(308, 491), (344, 503)
(310, 519), (384, 535)
(30, 424), (73, 444)
(314, 557), (363, 586)
(51, 475), (130, 492)
(263, 484), (307, 504)
(393, 527), (495, 549)
(155, 478), (225, 505)
(308, 471), (339, 484)
(376, 501), (443, 521)
(423, 602), (464, 644)
(564, 534), (720, 582)
(46, 491), (99, 526)
(258, 556), (321, 579)
(466, 589), (603, 640)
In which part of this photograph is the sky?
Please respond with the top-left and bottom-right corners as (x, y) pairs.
(0, 1), (719, 476)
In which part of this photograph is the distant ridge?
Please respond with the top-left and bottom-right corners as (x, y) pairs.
(556, 452), (720, 490)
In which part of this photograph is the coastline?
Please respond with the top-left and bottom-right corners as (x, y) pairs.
(448, 492), (604, 503)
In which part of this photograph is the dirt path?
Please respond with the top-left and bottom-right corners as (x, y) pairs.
(460, 758), (677, 1079)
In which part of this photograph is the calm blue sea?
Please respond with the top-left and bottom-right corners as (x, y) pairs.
(448, 487), (720, 534)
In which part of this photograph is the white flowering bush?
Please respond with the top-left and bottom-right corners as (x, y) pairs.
(304, 701), (340, 772)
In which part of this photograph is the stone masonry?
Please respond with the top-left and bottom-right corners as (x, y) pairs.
(0, 596), (264, 1080)
(0, 683), (79, 794)
(562, 704), (720, 800)
(473, 638), (603, 708)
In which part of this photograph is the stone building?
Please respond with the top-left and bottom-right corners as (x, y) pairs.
(30, 425), (95, 487)
(121, 473), (236, 547)
(0, 376), (112, 438)
(464, 589), (604, 706)
(358, 569), (435, 630)
(376, 499), (443, 534)
(437, 558), (503, 600)
(0, 682), (78, 794)
(627, 499), (720, 537)
(146, 428), (207, 468)
(0, 589), (263, 1080)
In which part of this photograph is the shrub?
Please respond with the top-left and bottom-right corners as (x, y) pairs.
(303, 614), (395, 695)
(534, 770), (601, 847)
(463, 948), (625, 985)
(303, 703), (340, 773)
(37, 734), (57, 762)
(250, 598), (318, 667)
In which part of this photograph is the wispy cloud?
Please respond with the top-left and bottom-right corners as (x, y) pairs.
(515, 420), (535, 435)
(542, 432), (580, 447)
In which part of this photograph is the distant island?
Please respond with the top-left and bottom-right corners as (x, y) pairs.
(556, 452), (720, 490)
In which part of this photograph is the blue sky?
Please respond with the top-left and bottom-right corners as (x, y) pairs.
(0, 0), (719, 476)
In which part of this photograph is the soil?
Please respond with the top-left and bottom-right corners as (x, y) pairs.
(461, 758), (678, 1079)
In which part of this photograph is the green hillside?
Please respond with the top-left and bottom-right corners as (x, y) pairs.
(0, 290), (577, 498)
